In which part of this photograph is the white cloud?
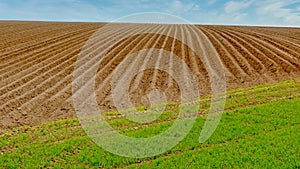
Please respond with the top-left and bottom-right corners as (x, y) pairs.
(224, 0), (254, 13)
(207, 0), (217, 5)
(0, 0), (110, 21)
(171, 0), (187, 11)
(255, 0), (300, 26)
(233, 13), (248, 22)
(164, 0), (195, 13)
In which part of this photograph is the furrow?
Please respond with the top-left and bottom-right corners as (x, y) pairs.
(179, 25), (194, 78)
(73, 25), (161, 112)
(0, 23), (84, 58)
(221, 29), (279, 74)
(205, 26), (266, 75)
(111, 25), (168, 108)
(23, 24), (153, 120)
(70, 23), (140, 82)
(0, 23), (94, 48)
(0, 23), (78, 50)
(224, 27), (300, 67)
(233, 27), (300, 59)
(94, 25), (159, 106)
(246, 27), (300, 44)
(184, 25), (210, 83)
(0, 28), (96, 89)
(199, 26), (252, 79)
(0, 24), (126, 88)
(130, 25), (169, 90)
(0, 24), (98, 67)
(166, 25), (178, 87)
(1, 24), (139, 116)
(0, 44), (84, 112)
(0, 22), (54, 38)
(186, 25), (223, 80)
(224, 27), (300, 72)
(177, 25), (211, 97)
(150, 25), (174, 88)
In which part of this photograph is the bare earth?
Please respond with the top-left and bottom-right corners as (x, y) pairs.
(0, 21), (299, 129)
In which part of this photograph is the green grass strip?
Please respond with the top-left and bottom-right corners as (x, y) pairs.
(0, 78), (299, 168)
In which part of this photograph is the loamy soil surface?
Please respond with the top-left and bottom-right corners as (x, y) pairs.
(0, 21), (299, 129)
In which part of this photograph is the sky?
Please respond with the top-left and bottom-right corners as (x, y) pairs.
(0, 0), (300, 26)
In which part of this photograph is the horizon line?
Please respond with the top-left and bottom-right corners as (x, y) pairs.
(1, 19), (299, 28)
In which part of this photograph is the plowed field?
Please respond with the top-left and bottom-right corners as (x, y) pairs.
(1, 21), (299, 129)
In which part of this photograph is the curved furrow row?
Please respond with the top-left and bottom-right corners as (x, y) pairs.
(0, 23), (74, 46)
(0, 28), (97, 89)
(0, 23), (93, 43)
(220, 29), (280, 74)
(141, 25), (211, 88)
(206, 27), (265, 79)
(222, 28), (297, 73)
(21, 24), (156, 121)
(0, 24), (113, 97)
(206, 27), (268, 75)
(1, 22), (300, 129)
(183, 25), (218, 94)
(129, 26), (169, 91)
(76, 25), (163, 108)
(0, 24), (117, 83)
(200, 26), (257, 78)
(95, 27), (182, 109)
(0, 22), (27, 30)
(246, 27), (300, 44)
(174, 26), (209, 79)
(94, 26), (159, 106)
(165, 25), (178, 87)
(163, 25), (178, 90)
(180, 25), (214, 97)
(0, 23), (84, 53)
(63, 24), (139, 95)
(0, 24), (99, 65)
(0, 39), (84, 100)
(188, 26), (234, 78)
(112, 25), (172, 108)
(198, 26), (247, 79)
(0, 27), (98, 79)
(232, 27), (300, 59)
(185, 26), (211, 83)
(228, 26), (300, 54)
(223, 27), (300, 69)
(0, 44), (85, 112)
(150, 25), (174, 88)
(234, 27), (300, 60)
(0, 26), (85, 65)
(91, 26), (151, 79)
(130, 30), (170, 92)
(0, 22), (54, 37)
(39, 25), (158, 119)
(184, 26), (211, 86)
(0, 24), (140, 115)
(179, 25), (194, 77)
(74, 25), (168, 111)
(12, 26), (140, 123)
(70, 24), (139, 77)
(65, 24), (157, 99)
(94, 27), (159, 82)
(265, 31), (300, 43)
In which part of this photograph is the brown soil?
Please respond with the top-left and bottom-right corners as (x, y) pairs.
(0, 21), (299, 129)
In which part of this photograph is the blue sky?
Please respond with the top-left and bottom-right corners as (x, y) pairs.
(0, 0), (300, 26)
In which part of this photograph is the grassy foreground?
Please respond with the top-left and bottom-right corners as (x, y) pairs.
(0, 79), (299, 168)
